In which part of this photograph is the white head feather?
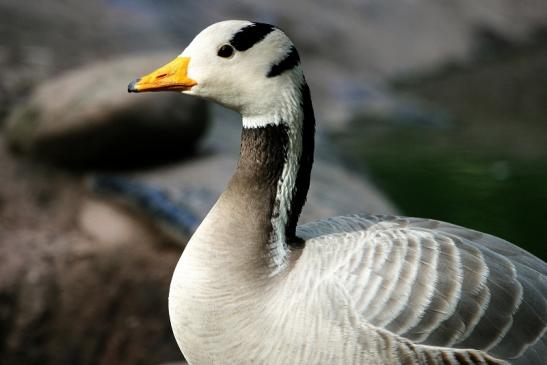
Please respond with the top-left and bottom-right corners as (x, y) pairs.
(179, 20), (304, 127)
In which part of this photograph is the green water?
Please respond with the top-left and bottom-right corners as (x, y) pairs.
(334, 126), (547, 260)
(333, 37), (547, 261)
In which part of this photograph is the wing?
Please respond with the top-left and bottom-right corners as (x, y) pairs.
(297, 214), (546, 364)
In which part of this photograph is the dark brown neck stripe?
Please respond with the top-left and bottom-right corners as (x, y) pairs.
(236, 124), (289, 189)
(228, 124), (289, 244)
(229, 81), (315, 249)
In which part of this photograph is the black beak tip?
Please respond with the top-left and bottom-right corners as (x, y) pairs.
(128, 79), (140, 93)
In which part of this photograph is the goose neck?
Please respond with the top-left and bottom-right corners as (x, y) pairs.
(227, 81), (315, 271)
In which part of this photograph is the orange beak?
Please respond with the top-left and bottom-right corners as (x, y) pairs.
(128, 56), (197, 93)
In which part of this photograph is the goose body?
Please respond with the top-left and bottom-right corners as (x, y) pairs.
(129, 20), (546, 365)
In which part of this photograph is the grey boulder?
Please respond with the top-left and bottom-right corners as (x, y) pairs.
(5, 53), (209, 168)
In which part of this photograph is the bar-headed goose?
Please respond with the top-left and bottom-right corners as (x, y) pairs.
(128, 20), (546, 365)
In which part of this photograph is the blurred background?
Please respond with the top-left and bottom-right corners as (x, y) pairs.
(1, 1), (546, 364)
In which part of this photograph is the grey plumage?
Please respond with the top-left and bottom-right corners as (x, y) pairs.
(297, 215), (546, 364)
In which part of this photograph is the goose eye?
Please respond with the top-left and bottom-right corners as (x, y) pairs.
(217, 44), (234, 58)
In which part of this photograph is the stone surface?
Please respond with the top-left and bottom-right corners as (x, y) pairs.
(2, 1), (546, 130)
(0, 0), (175, 121)
(0, 137), (184, 365)
(4, 53), (209, 168)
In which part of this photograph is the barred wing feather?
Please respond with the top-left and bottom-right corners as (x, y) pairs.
(297, 215), (546, 364)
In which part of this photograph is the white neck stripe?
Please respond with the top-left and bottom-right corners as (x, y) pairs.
(242, 115), (283, 129)
(266, 87), (305, 274)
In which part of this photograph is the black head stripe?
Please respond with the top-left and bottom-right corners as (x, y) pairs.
(267, 46), (301, 78)
(230, 22), (275, 51)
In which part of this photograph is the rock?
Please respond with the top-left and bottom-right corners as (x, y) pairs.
(0, 138), (183, 365)
(4, 1), (547, 132)
(79, 198), (163, 247)
(4, 53), (209, 168)
(324, 81), (454, 131)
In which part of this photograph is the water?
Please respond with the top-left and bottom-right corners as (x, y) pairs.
(333, 38), (547, 261)
(334, 125), (547, 260)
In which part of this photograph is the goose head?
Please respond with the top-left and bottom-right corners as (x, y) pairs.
(129, 21), (315, 265)
(128, 20), (304, 124)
